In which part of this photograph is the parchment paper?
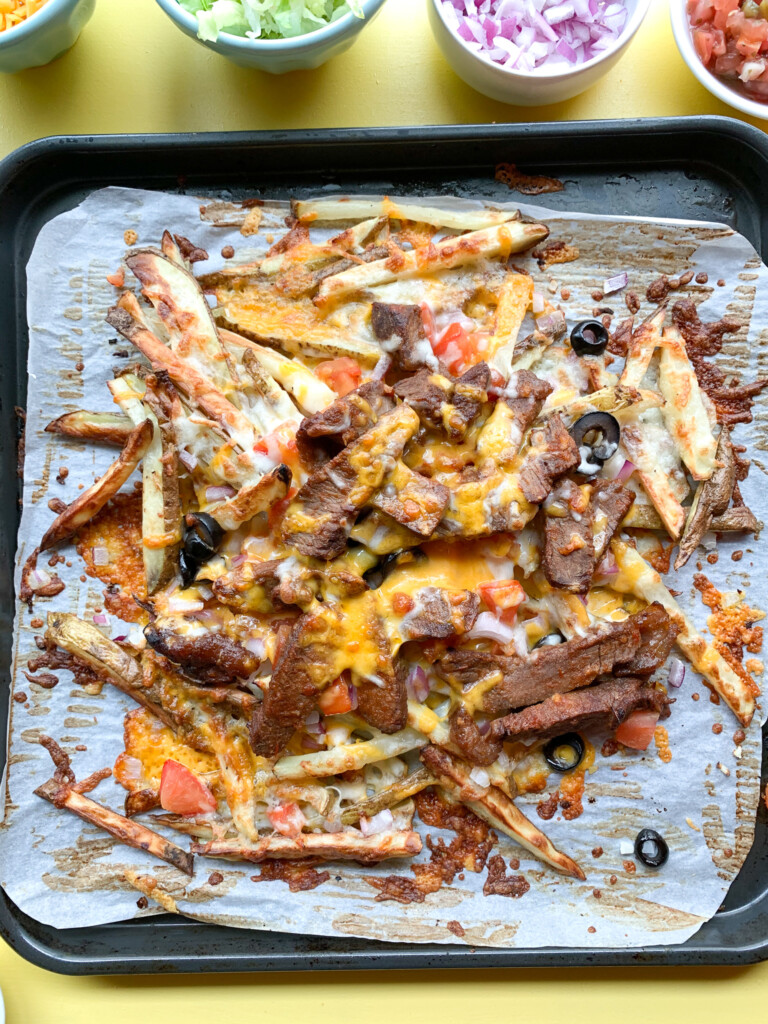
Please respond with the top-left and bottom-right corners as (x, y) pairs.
(1, 186), (765, 949)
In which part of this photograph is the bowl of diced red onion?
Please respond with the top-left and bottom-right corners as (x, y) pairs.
(671, 1), (768, 121)
(428, 0), (652, 105)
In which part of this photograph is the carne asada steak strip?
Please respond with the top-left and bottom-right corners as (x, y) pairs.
(295, 379), (395, 471)
(489, 676), (672, 743)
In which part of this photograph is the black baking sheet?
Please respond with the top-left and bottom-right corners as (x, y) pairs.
(0, 117), (766, 974)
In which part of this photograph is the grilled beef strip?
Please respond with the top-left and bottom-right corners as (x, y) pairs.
(591, 479), (635, 560)
(282, 404), (420, 560)
(249, 608), (342, 758)
(143, 627), (260, 686)
(213, 556), (367, 613)
(501, 369), (555, 438)
(542, 481), (595, 595)
(354, 614), (407, 734)
(393, 363), (490, 441)
(437, 616), (643, 715)
(295, 379), (395, 471)
(372, 462), (449, 537)
(449, 706), (503, 766)
(371, 302), (439, 372)
(518, 413), (580, 505)
(614, 603), (679, 677)
(400, 587), (480, 641)
(489, 676), (672, 743)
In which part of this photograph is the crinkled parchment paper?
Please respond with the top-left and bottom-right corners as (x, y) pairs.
(0, 186), (765, 948)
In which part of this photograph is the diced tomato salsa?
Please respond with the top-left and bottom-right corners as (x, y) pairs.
(688, 0), (768, 100)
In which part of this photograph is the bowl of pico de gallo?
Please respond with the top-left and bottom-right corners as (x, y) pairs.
(671, 1), (768, 119)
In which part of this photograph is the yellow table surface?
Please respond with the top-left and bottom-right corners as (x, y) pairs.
(1, 0), (767, 1019)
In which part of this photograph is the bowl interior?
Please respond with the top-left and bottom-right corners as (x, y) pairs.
(156, 0), (384, 50)
(432, 0), (652, 79)
(670, 0), (768, 120)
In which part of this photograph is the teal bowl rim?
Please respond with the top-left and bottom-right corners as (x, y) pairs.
(154, 0), (387, 52)
(0, 0), (86, 50)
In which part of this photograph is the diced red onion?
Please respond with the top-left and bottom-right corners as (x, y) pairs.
(92, 612), (110, 626)
(205, 484), (236, 503)
(478, 718), (491, 736)
(305, 709), (326, 737)
(231, 552), (247, 568)
(603, 271), (628, 295)
(438, 0), (628, 71)
(532, 291), (545, 313)
(616, 459), (636, 484)
(595, 551), (618, 577)
(405, 664), (431, 703)
(469, 766), (491, 788)
(167, 596), (205, 614)
(113, 634), (127, 643)
(92, 546), (110, 567)
(668, 658), (686, 689)
(301, 734), (325, 752)
(178, 450), (198, 472)
(244, 637), (265, 659)
(372, 353), (392, 380)
(466, 611), (517, 645)
(347, 680), (359, 710)
(26, 568), (52, 591)
(360, 809), (394, 836)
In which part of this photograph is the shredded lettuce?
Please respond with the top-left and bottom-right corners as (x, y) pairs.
(176, 0), (365, 41)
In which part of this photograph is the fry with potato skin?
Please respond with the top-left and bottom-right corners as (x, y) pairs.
(191, 830), (422, 864)
(40, 418), (153, 551)
(44, 410), (134, 445)
(34, 778), (194, 876)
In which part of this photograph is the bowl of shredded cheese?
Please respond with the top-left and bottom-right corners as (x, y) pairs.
(0, 0), (95, 73)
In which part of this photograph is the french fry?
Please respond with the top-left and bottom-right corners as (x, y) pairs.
(610, 538), (755, 725)
(45, 410), (134, 445)
(219, 328), (335, 413)
(108, 374), (180, 593)
(210, 464), (291, 532)
(419, 746), (584, 879)
(339, 767), (434, 825)
(192, 830), (422, 864)
(40, 419), (153, 550)
(293, 196), (521, 231)
(659, 326), (717, 481)
(620, 306), (665, 387)
(35, 778), (194, 876)
(123, 869), (179, 914)
(487, 273), (534, 376)
(617, 408), (688, 539)
(314, 222), (549, 307)
(675, 426), (736, 569)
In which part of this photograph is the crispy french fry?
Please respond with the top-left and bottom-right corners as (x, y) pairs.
(219, 328), (335, 413)
(192, 830), (422, 864)
(293, 197), (521, 231)
(45, 410), (134, 445)
(35, 778), (194, 876)
(274, 727), (426, 781)
(123, 869), (179, 913)
(40, 419), (153, 550)
(617, 408), (688, 539)
(620, 306), (665, 387)
(339, 767), (434, 825)
(546, 385), (662, 420)
(675, 426), (736, 569)
(659, 326), (717, 481)
(314, 222), (549, 307)
(610, 538), (755, 726)
(488, 273), (534, 376)
(420, 746), (584, 879)
(209, 463), (291, 532)
(108, 374), (180, 593)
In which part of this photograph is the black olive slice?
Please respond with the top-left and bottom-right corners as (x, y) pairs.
(185, 512), (224, 551)
(363, 548), (425, 589)
(570, 320), (609, 357)
(178, 549), (198, 589)
(533, 632), (565, 649)
(569, 411), (620, 475)
(543, 732), (585, 773)
(634, 828), (669, 867)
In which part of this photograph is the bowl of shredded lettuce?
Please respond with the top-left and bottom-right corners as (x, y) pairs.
(155, 0), (388, 72)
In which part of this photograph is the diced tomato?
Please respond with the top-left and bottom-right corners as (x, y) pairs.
(614, 710), (660, 751)
(688, 0), (768, 98)
(489, 367), (506, 393)
(432, 322), (477, 376)
(268, 801), (306, 838)
(420, 302), (437, 346)
(315, 357), (361, 397)
(477, 579), (526, 624)
(255, 424), (299, 468)
(318, 675), (354, 715)
(159, 759), (217, 816)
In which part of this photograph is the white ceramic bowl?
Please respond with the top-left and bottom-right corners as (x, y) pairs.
(155, 0), (388, 73)
(670, 1), (768, 121)
(428, 0), (652, 106)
